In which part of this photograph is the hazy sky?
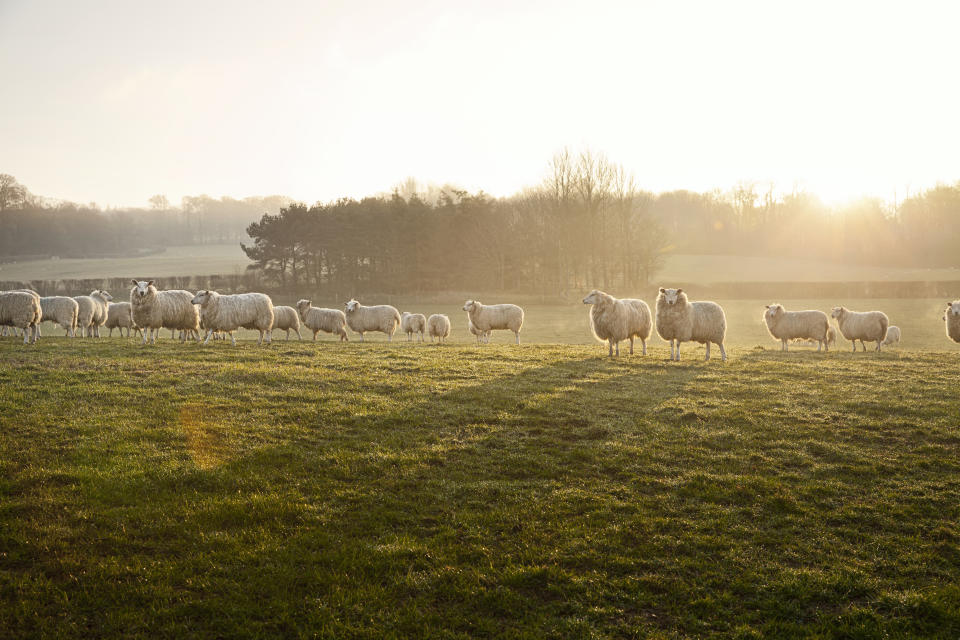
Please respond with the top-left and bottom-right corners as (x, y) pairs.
(2, 0), (958, 207)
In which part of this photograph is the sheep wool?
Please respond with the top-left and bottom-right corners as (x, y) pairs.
(0, 291), (42, 344)
(130, 281), (202, 345)
(466, 315), (488, 344)
(192, 289), (274, 346)
(944, 301), (960, 344)
(344, 299), (401, 341)
(583, 289), (652, 357)
(401, 312), (427, 342)
(763, 304), (830, 352)
(462, 300), (524, 344)
(656, 288), (727, 362)
(105, 301), (138, 337)
(882, 325), (901, 347)
(87, 290), (112, 337)
(830, 306), (889, 352)
(427, 314), (451, 342)
(40, 296), (79, 337)
(296, 300), (348, 341)
(271, 305), (302, 340)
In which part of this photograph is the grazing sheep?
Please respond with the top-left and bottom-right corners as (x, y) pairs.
(466, 315), (489, 344)
(0, 291), (41, 344)
(427, 314), (451, 342)
(130, 281), (202, 345)
(655, 288), (727, 362)
(40, 296), (79, 337)
(296, 299), (348, 341)
(344, 299), (401, 341)
(105, 301), (138, 337)
(462, 300), (524, 344)
(191, 289), (274, 346)
(944, 301), (960, 344)
(271, 305), (302, 340)
(401, 312), (427, 342)
(763, 304), (830, 352)
(830, 306), (889, 352)
(882, 325), (901, 347)
(582, 289), (652, 357)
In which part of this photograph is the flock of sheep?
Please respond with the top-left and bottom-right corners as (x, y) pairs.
(2, 281), (959, 358)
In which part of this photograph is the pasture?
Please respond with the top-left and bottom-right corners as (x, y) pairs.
(2, 314), (959, 638)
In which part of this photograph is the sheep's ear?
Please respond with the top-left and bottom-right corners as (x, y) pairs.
(131, 279), (138, 285)
(677, 288), (683, 294)
(147, 281), (154, 287)
(659, 288), (665, 293)
(765, 305), (770, 309)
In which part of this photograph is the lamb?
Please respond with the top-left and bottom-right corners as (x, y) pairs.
(462, 300), (524, 344)
(401, 312), (427, 342)
(344, 299), (401, 341)
(466, 315), (489, 344)
(130, 280), (202, 345)
(882, 325), (901, 347)
(427, 313), (451, 342)
(655, 288), (727, 362)
(271, 305), (302, 340)
(296, 300), (348, 341)
(0, 291), (42, 344)
(105, 301), (138, 337)
(582, 289), (653, 357)
(830, 306), (889, 352)
(763, 304), (831, 352)
(191, 289), (274, 346)
(40, 296), (79, 337)
(944, 301), (960, 344)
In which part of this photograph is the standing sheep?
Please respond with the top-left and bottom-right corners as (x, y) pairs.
(582, 289), (652, 357)
(401, 312), (427, 342)
(466, 315), (489, 344)
(271, 305), (302, 340)
(296, 300), (348, 341)
(192, 289), (274, 346)
(830, 306), (889, 352)
(40, 296), (79, 337)
(87, 290), (112, 337)
(0, 291), (42, 344)
(105, 301), (139, 337)
(344, 299), (401, 341)
(462, 300), (524, 344)
(763, 304), (830, 352)
(130, 281), (202, 345)
(944, 301), (960, 344)
(427, 314), (451, 342)
(882, 325), (901, 347)
(655, 288), (727, 362)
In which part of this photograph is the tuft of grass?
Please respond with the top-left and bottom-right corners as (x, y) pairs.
(1, 338), (959, 638)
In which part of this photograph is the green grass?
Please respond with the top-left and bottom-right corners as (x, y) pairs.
(1, 336), (959, 638)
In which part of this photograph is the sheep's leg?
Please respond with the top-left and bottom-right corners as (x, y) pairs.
(515, 331), (520, 345)
(22, 326), (29, 344)
(876, 340), (882, 352)
(203, 329), (213, 345)
(629, 337), (635, 355)
(860, 339), (867, 352)
(705, 342), (711, 361)
(295, 329), (302, 340)
(313, 330), (318, 341)
(229, 332), (237, 346)
(641, 338), (647, 356)
(675, 341), (681, 361)
(719, 343), (727, 362)
(851, 341), (856, 352)
(782, 338), (788, 352)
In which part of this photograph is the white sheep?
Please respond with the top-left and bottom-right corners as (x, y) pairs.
(40, 296), (79, 337)
(582, 289), (652, 357)
(296, 300), (348, 341)
(3, 289), (42, 338)
(344, 299), (401, 341)
(763, 304), (831, 352)
(105, 301), (139, 337)
(0, 291), (42, 344)
(882, 325), (901, 347)
(466, 315), (489, 344)
(830, 306), (889, 352)
(794, 326), (838, 349)
(655, 288), (727, 362)
(271, 305), (302, 340)
(72, 291), (111, 338)
(130, 281), (202, 345)
(192, 289), (274, 346)
(462, 300), (524, 344)
(944, 301), (960, 344)
(427, 313), (451, 342)
(401, 312), (427, 342)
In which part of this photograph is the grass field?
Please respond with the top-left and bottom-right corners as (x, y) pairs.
(2, 321), (960, 637)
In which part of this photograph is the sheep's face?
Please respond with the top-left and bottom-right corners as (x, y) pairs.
(949, 301), (960, 317)
(830, 306), (845, 319)
(130, 280), (155, 300)
(764, 304), (783, 321)
(345, 300), (360, 313)
(582, 290), (604, 305)
(296, 299), (311, 315)
(191, 290), (212, 306)
(463, 300), (478, 312)
(659, 288), (683, 305)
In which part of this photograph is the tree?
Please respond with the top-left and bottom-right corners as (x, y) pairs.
(0, 174), (28, 211)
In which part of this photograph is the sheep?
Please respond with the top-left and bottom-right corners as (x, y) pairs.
(295, 300), (348, 341)
(466, 315), (489, 344)
(2, 289), (42, 338)
(427, 313), (451, 342)
(130, 280), (202, 345)
(271, 305), (302, 340)
(191, 289), (274, 346)
(794, 326), (837, 349)
(39, 296), (79, 337)
(73, 294), (98, 337)
(401, 312), (427, 342)
(944, 301), (960, 344)
(0, 291), (42, 344)
(582, 289), (653, 357)
(882, 325), (901, 347)
(830, 306), (889, 352)
(462, 300), (524, 344)
(84, 290), (112, 337)
(655, 288), (727, 362)
(763, 304), (831, 352)
(344, 299), (401, 341)
(105, 301), (139, 337)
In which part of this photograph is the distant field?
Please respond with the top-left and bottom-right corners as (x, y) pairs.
(3, 245), (960, 284)
(1, 340), (958, 638)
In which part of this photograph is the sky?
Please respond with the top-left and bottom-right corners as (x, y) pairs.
(1, 0), (959, 208)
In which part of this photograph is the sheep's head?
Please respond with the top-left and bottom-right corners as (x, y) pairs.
(948, 301), (960, 317)
(92, 289), (113, 302)
(658, 288), (684, 305)
(130, 280), (155, 301)
(345, 299), (360, 313)
(582, 290), (609, 306)
(764, 303), (784, 320)
(191, 290), (213, 306)
(296, 299), (311, 316)
(830, 306), (846, 320)
(463, 300), (478, 312)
